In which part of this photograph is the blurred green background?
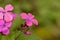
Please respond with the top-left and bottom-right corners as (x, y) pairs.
(0, 0), (60, 40)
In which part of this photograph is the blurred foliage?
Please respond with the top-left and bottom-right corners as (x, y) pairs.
(0, 0), (60, 40)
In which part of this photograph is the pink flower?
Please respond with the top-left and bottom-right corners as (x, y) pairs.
(20, 12), (38, 26)
(0, 4), (16, 22)
(25, 31), (30, 35)
(0, 4), (17, 35)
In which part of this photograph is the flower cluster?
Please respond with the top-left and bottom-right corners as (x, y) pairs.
(20, 12), (38, 35)
(0, 4), (16, 35)
(0, 4), (38, 35)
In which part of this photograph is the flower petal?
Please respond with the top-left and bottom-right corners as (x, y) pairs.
(4, 12), (13, 22)
(0, 20), (4, 25)
(5, 22), (12, 28)
(2, 27), (9, 35)
(0, 26), (3, 32)
(0, 7), (4, 11)
(5, 4), (13, 11)
(28, 13), (34, 19)
(20, 12), (28, 19)
(32, 19), (38, 25)
(0, 12), (3, 19)
(7, 12), (17, 19)
(26, 20), (32, 27)
(12, 13), (17, 19)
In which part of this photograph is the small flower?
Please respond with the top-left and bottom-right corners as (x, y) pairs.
(0, 4), (17, 35)
(25, 31), (30, 35)
(20, 12), (38, 26)
(0, 4), (17, 22)
(20, 12), (38, 35)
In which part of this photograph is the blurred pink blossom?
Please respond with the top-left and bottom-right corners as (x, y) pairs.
(25, 31), (30, 35)
(20, 12), (38, 26)
(0, 4), (17, 35)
